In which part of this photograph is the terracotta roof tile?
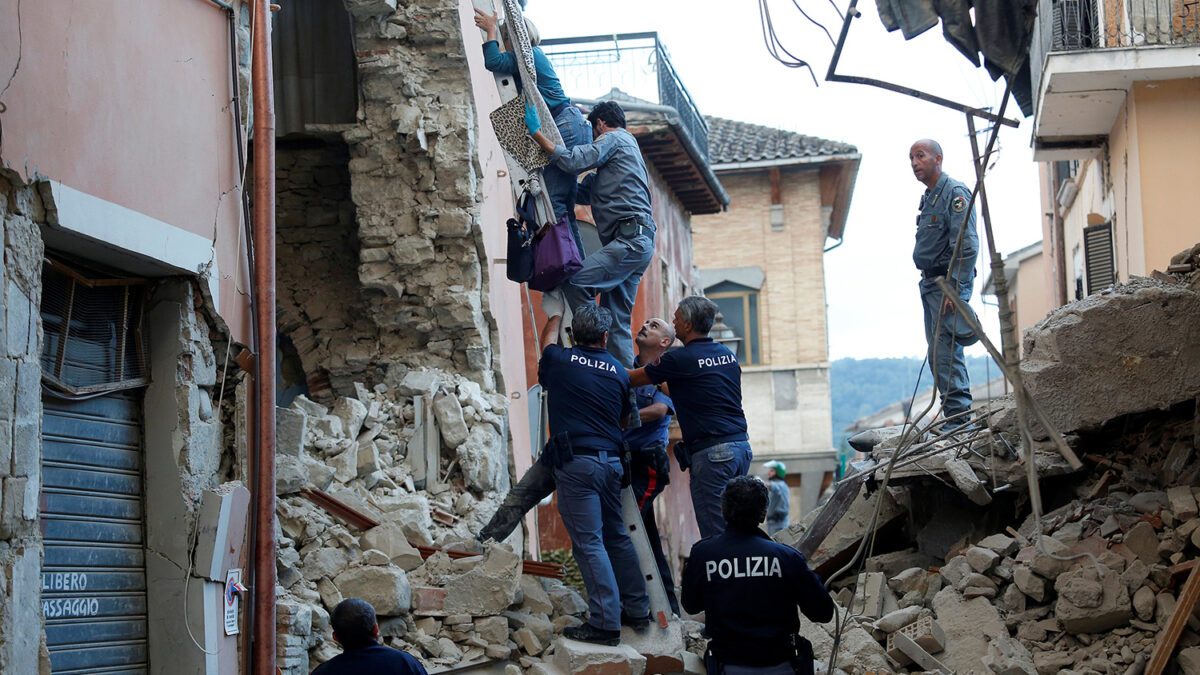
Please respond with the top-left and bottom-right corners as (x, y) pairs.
(705, 116), (858, 165)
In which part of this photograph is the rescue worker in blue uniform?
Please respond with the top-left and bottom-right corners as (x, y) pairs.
(537, 303), (649, 645)
(682, 476), (834, 674)
(623, 317), (681, 616)
(909, 139), (979, 428)
(630, 296), (751, 539)
(477, 318), (681, 617)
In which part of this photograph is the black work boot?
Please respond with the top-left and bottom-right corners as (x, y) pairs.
(621, 611), (651, 631)
(564, 623), (620, 646)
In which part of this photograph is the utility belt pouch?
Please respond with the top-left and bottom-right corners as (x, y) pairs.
(703, 648), (723, 675)
(616, 216), (640, 238)
(673, 441), (691, 472)
(538, 433), (574, 470)
(789, 635), (815, 675)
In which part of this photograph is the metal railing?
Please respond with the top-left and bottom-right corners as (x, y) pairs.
(539, 32), (710, 163)
(1032, 0), (1200, 97)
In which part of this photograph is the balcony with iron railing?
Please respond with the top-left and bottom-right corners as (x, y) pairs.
(1030, 0), (1200, 159)
(539, 32), (710, 165)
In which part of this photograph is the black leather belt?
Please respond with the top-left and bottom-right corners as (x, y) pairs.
(922, 267), (948, 279)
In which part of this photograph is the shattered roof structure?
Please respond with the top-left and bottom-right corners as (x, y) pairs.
(705, 116), (858, 166)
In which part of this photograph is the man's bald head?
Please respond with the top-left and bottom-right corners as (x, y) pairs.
(909, 139), (944, 188)
(912, 139), (943, 157)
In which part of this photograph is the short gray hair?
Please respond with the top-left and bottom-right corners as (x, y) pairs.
(571, 304), (612, 346)
(678, 296), (717, 335)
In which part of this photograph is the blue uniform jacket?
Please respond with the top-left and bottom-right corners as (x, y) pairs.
(681, 526), (834, 667)
(312, 643), (428, 675)
(913, 173), (978, 285)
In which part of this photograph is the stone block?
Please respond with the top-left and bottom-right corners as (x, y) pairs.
(930, 588), (1005, 674)
(440, 545), (521, 615)
(290, 395), (327, 418)
(1133, 585), (1155, 621)
(547, 580), (588, 616)
(1054, 566), (1131, 633)
(1033, 651), (1074, 675)
(330, 442), (359, 484)
(276, 456), (308, 495)
(302, 456), (336, 491)
(277, 407), (307, 457)
(6, 283), (31, 357)
(332, 397), (368, 440)
(1021, 284), (1200, 433)
(981, 636), (1037, 675)
(433, 393), (469, 448)
(552, 637), (647, 675)
(889, 567), (931, 595)
(1178, 647), (1200, 675)
(504, 611), (554, 647)
(619, 621), (684, 674)
(397, 370), (441, 398)
(940, 555), (972, 586)
(457, 424), (505, 492)
(360, 522), (425, 571)
(474, 615), (508, 644)
(966, 546), (1001, 573)
(333, 566), (411, 616)
(301, 547), (351, 582)
(1029, 536), (1073, 578)
(357, 440), (380, 477)
(412, 586), (447, 614)
(514, 628), (543, 655)
(1123, 521), (1160, 564)
(977, 533), (1019, 556)
(1170, 486), (1199, 521)
(850, 571), (888, 619)
(874, 606), (920, 633)
(945, 457), (991, 505)
(520, 575), (554, 615)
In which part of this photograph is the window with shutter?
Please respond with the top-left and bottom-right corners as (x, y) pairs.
(1083, 222), (1116, 295)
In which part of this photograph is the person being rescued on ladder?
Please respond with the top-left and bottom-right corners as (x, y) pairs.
(474, 9), (590, 259)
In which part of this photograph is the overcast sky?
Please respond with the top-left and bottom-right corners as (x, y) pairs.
(525, 0), (1044, 361)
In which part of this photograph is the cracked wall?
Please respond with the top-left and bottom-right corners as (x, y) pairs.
(273, 0), (502, 405)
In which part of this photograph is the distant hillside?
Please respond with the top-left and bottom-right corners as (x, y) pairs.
(830, 356), (998, 450)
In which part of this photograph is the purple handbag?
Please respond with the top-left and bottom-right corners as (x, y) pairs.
(528, 213), (583, 292)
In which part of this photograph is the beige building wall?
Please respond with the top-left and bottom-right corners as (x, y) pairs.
(693, 165), (836, 520)
(1055, 78), (1199, 301)
(693, 168), (829, 365)
(1014, 252), (1053, 343)
(1132, 79), (1200, 272)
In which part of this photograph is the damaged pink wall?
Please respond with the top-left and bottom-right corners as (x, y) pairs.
(0, 0), (249, 340)
(456, 0), (534, 516)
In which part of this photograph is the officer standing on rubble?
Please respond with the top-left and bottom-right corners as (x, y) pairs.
(681, 476), (833, 675)
(909, 139), (979, 429)
(629, 296), (751, 538)
(530, 100), (656, 369)
(537, 303), (649, 645)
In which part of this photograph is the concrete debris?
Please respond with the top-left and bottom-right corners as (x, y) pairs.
(793, 382), (1200, 674)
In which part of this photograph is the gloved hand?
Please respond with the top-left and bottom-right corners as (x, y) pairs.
(524, 101), (540, 135)
(541, 288), (565, 318)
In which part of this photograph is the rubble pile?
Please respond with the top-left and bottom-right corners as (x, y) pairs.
(270, 368), (598, 673)
(785, 395), (1200, 674)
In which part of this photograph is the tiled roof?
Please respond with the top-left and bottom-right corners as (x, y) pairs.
(705, 116), (858, 165)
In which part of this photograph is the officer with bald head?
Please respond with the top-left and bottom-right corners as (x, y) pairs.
(909, 139), (979, 429)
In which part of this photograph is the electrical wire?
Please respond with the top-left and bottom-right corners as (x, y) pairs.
(789, 0), (839, 47)
(758, 0), (820, 86)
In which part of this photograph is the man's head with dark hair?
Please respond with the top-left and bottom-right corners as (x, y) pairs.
(331, 598), (378, 650)
(721, 475), (769, 531)
(674, 296), (718, 341)
(571, 304), (613, 347)
(587, 101), (626, 134)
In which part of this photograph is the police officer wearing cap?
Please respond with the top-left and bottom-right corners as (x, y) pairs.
(682, 476), (834, 674)
(629, 296), (752, 539)
(538, 304), (649, 646)
(910, 139), (979, 428)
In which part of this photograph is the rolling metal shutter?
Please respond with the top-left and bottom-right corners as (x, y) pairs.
(41, 389), (148, 673)
(1083, 222), (1116, 295)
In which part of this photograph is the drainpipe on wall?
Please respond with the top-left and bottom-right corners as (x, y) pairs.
(250, 0), (278, 672)
(1050, 162), (1068, 307)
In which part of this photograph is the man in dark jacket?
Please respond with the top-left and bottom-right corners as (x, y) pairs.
(312, 598), (428, 674)
(681, 476), (834, 674)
